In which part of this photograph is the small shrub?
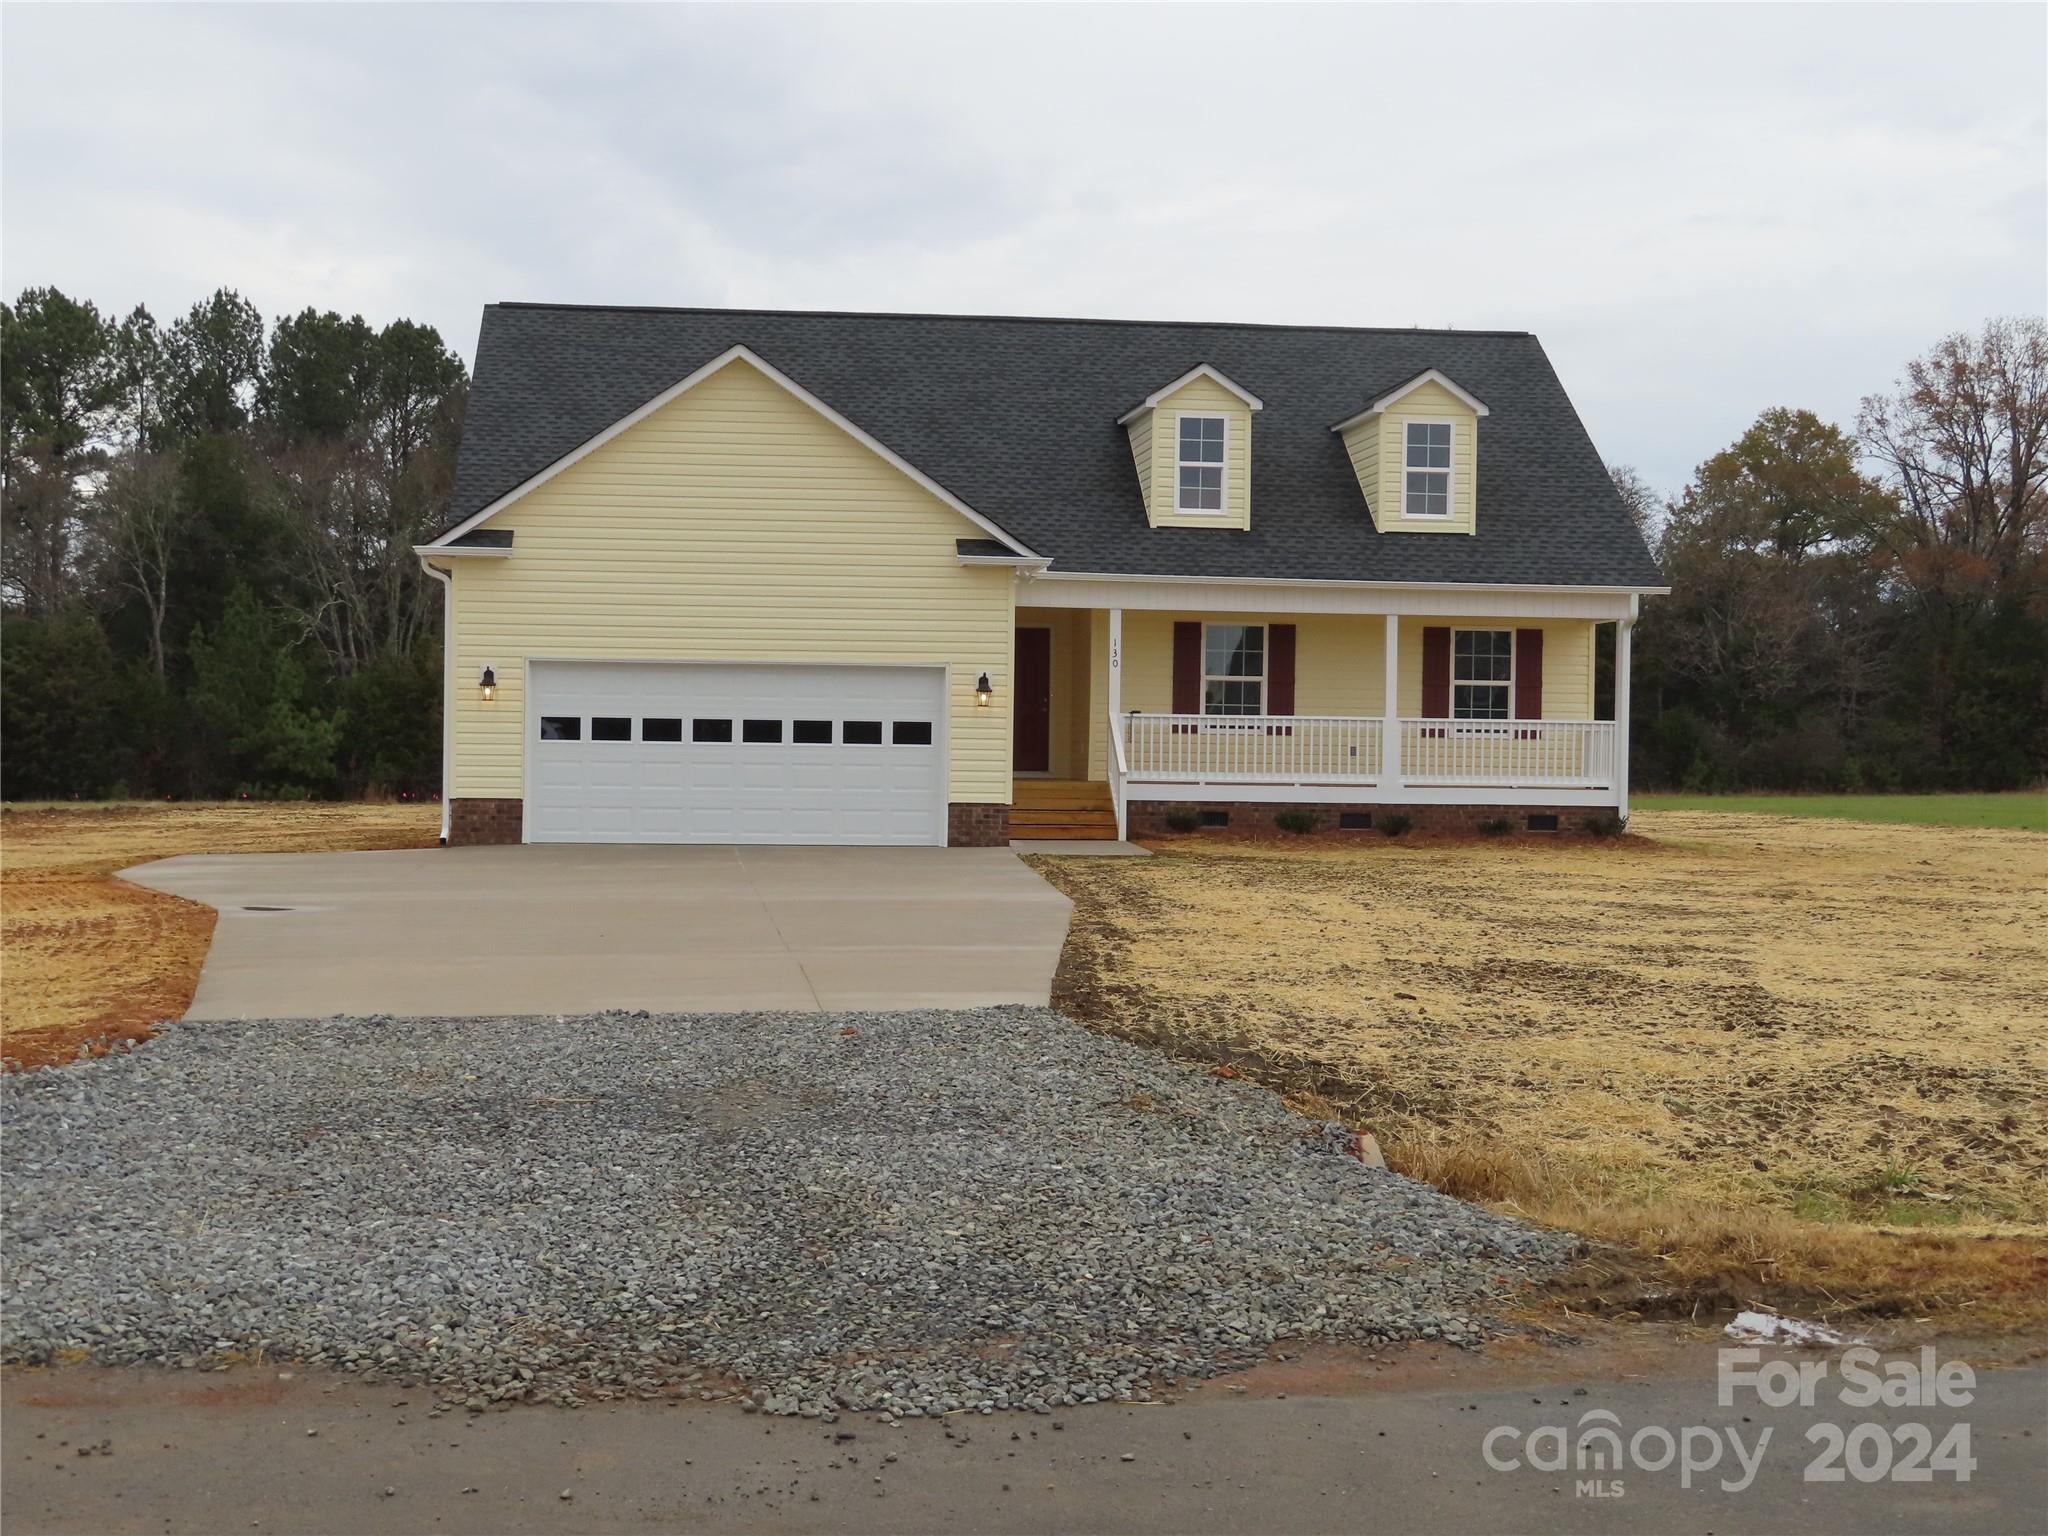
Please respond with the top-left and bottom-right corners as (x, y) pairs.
(1274, 809), (1319, 835)
(1478, 816), (1514, 837)
(1164, 811), (1201, 833)
(1378, 811), (1413, 838)
(1582, 813), (1626, 837)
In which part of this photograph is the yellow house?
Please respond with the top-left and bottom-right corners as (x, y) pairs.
(417, 306), (1666, 846)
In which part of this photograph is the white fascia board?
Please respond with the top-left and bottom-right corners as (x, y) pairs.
(1114, 363), (1265, 425)
(1032, 568), (1667, 597)
(958, 554), (1053, 571)
(1329, 368), (1492, 433)
(410, 543), (511, 559)
(423, 343), (1039, 560)
(1023, 568), (1665, 620)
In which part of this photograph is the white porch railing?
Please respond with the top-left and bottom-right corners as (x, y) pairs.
(1123, 713), (1385, 782)
(1396, 718), (1616, 788)
(1114, 713), (1617, 791)
(1107, 705), (1131, 839)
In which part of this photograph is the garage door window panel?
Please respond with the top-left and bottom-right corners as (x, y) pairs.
(642, 718), (683, 742)
(591, 717), (631, 742)
(843, 720), (883, 744)
(892, 721), (934, 745)
(793, 720), (833, 744)
(692, 718), (734, 743)
(539, 716), (582, 741)
(743, 719), (784, 744)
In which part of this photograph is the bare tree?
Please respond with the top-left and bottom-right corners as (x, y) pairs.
(1855, 315), (2048, 603)
(88, 451), (186, 677)
(1608, 462), (1666, 543)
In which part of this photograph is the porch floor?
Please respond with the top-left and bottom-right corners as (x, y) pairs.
(1011, 779), (1118, 841)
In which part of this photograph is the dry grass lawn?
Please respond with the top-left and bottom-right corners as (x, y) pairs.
(1033, 812), (2048, 1326)
(1, 802), (439, 1068)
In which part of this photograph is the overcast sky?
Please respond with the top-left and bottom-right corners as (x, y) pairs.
(4, 3), (2043, 493)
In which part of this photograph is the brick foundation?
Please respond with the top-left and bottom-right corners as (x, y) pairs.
(449, 798), (524, 846)
(948, 802), (1012, 847)
(1125, 800), (1619, 838)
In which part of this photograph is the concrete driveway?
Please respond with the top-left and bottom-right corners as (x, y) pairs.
(122, 845), (1072, 1019)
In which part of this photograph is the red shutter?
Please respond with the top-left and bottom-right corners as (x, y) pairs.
(1515, 628), (1544, 725)
(1268, 625), (1296, 716)
(1421, 626), (1451, 718)
(1172, 622), (1202, 716)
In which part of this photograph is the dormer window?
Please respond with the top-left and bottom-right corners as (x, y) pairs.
(1177, 415), (1226, 512)
(1404, 421), (1452, 517)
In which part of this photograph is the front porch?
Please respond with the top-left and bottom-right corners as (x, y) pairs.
(1010, 598), (1635, 840)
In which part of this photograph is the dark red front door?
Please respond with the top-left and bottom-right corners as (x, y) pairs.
(1013, 628), (1052, 773)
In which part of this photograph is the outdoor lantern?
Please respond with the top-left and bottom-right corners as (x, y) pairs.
(479, 665), (497, 702)
(975, 672), (993, 708)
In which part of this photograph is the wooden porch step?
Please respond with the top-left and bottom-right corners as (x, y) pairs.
(1010, 819), (1120, 841)
(1012, 778), (1112, 810)
(1010, 779), (1117, 840)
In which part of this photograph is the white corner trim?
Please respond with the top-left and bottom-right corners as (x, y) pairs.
(1115, 363), (1265, 425)
(1329, 368), (1492, 433)
(958, 554), (1053, 571)
(423, 343), (1040, 561)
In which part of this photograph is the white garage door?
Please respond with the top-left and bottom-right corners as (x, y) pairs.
(527, 661), (947, 845)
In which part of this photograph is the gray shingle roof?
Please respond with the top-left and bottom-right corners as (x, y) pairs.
(449, 304), (1664, 588)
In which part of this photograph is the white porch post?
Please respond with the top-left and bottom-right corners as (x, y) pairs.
(1381, 612), (1400, 787)
(1107, 606), (1122, 724)
(1107, 606), (1126, 838)
(1614, 601), (1636, 820)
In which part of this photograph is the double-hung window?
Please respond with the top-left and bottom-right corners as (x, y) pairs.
(1177, 415), (1226, 512)
(1452, 629), (1513, 720)
(1404, 421), (1452, 517)
(1203, 623), (1264, 715)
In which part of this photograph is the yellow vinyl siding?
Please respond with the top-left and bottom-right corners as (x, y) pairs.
(444, 357), (1014, 803)
(1347, 380), (1479, 534)
(1396, 618), (1595, 719)
(1132, 376), (1253, 530)
(1340, 418), (1380, 522)
(1127, 410), (1154, 519)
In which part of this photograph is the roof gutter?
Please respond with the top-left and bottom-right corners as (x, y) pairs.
(1027, 567), (1670, 597)
(410, 542), (512, 559)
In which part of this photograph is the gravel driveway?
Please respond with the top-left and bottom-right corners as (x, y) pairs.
(4, 1008), (1577, 1417)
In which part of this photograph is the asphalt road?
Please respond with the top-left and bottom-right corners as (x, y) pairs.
(6, 1354), (2042, 1534)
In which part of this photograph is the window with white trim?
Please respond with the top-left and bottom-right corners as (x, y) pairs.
(1203, 623), (1264, 715)
(1177, 414), (1226, 511)
(1404, 421), (1452, 517)
(1453, 628), (1513, 720)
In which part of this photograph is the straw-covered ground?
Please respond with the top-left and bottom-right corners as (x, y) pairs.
(0, 801), (438, 1068)
(1031, 810), (2048, 1327)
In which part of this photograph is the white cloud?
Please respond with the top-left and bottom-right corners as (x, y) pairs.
(3, 2), (2041, 492)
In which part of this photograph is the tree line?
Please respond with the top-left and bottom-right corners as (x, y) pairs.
(1613, 316), (2046, 793)
(2, 287), (466, 799)
(3, 290), (2042, 801)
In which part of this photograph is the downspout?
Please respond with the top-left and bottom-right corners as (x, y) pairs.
(419, 556), (453, 844)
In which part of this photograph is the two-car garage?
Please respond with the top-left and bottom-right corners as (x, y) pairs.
(524, 660), (948, 845)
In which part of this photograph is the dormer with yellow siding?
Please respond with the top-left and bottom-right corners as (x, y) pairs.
(1117, 364), (1263, 531)
(1332, 368), (1489, 535)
